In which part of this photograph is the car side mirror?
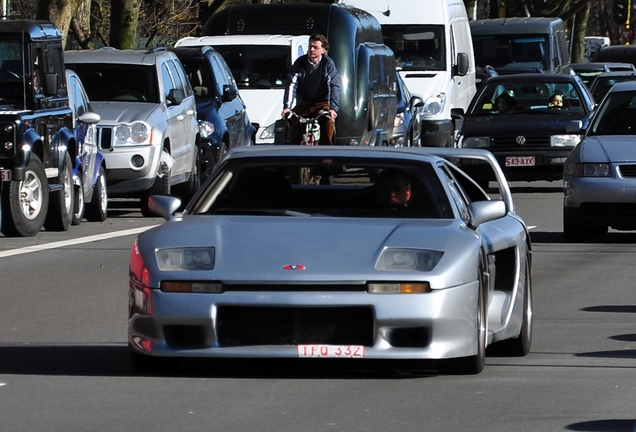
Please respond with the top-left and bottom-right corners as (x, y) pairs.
(455, 52), (469, 76)
(78, 112), (100, 125)
(468, 200), (507, 229)
(43, 73), (57, 96)
(566, 120), (582, 134)
(451, 108), (465, 121)
(168, 88), (184, 105)
(148, 194), (182, 221)
(410, 96), (424, 110)
(222, 84), (237, 102)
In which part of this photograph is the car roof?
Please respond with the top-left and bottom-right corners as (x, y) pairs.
(64, 47), (178, 65)
(176, 34), (309, 47)
(482, 73), (577, 84)
(592, 71), (636, 78)
(607, 80), (636, 93)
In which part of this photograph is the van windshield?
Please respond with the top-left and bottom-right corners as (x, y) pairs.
(214, 45), (290, 89)
(473, 35), (548, 72)
(381, 25), (445, 72)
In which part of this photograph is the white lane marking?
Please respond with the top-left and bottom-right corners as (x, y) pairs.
(0, 225), (158, 258)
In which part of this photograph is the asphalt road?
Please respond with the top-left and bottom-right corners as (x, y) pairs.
(1, 186), (636, 432)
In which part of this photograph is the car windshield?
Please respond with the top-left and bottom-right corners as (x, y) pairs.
(190, 158), (454, 219)
(590, 75), (636, 103)
(589, 91), (636, 135)
(468, 80), (585, 115)
(214, 45), (291, 89)
(382, 25), (446, 72)
(473, 34), (548, 71)
(67, 63), (159, 103)
(0, 39), (26, 108)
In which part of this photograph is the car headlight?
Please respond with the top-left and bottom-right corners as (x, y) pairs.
(422, 93), (446, 116)
(551, 134), (581, 147)
(394, 111), (405, 127)
(199, 120), (215, 138)
(572, 163), (611, 177)
(462, 136), (491, 148)
(156, 247), (215, 271)
(114, 122), (150, 145)
(259, 123), (275, 140)
(376, 248), (443, 272)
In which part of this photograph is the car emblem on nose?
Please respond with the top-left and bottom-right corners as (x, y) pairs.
(516, 135), (526, 145)
(283, 265), (306, 270)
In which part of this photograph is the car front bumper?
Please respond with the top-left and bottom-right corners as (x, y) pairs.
(128, 280), (480, 361)
(101, 145), (161, 194)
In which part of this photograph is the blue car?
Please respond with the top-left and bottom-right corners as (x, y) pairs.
(66, 69), (108, 224)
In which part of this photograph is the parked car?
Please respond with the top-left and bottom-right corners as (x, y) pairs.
(455, 73), (595, 183)
(65, 47), (199, 216)
(562, 62), (636, 88)
(391, 72), (424, 147)
(175, 35), (308, 145)
(65, 69), (108, 224)
(563, 81), (636, 241)
(170, 46), (254, 183)
(588, 71), (636, 104)
(594, 45), (636, 68)
(128, 145), (532, 375)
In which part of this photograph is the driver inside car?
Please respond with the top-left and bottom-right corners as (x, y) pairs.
(374, 169), (412, 208)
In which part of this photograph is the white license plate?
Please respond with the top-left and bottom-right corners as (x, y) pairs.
(1, 169), (10, 181)
(505, 156), (535, 167)
(297, 345), (365, 358)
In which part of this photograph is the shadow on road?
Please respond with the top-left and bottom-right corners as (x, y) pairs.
(0, 345), (438, 379)
(530, 231), (636, 244)
(567, 419), (636, 431)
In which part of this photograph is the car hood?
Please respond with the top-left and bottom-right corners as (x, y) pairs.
(239, 89), (284, 129)
(578, 135), (636, 162)
(138, 216), (480, 288)
(463, 112), (586, 136)
(91, 101), (159, 124)
(400, 71), (448, 104)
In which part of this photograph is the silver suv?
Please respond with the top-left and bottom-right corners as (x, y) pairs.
(65, 47), (199, 215)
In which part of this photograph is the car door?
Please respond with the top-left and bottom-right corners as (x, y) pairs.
(67, 71), (98, 199)
(210, 54), (243, 148)
(161, 60), (188, 177)
(167, 59), (196, 177)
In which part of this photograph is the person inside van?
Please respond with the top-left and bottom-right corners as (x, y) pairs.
(495, 93), (516, 113)
(281, 34), (340, 145)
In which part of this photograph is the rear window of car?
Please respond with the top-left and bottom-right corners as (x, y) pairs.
(66, 63), (159, 103)
(190, 158), (454, 219)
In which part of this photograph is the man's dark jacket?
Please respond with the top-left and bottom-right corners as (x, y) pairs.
(283, 54), (340, 112)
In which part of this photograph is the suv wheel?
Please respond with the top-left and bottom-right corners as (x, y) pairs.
(44, 153), (74, 231)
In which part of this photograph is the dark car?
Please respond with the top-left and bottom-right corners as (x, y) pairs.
(390, 73), (423, 147)
(456, 73), (595, 183)
(594, 45), (636, 68)
(588, 71), (636, 104)
(170, 46), (254, 183)
(562, 62), (636, 88)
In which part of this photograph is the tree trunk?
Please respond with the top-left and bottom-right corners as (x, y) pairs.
(571, 3), (590, 63)
(110, 0), (141, 48)
(37, 0), (86, 46)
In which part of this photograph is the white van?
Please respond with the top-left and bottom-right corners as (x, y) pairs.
(175, 35), (308, 144)
(338, 0), (476, 147)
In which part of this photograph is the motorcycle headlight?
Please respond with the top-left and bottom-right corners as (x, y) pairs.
(422, 93), (446, 116)
(551, 134), (581, 147)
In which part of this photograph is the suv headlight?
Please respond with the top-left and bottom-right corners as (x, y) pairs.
(462, 136), (491, 148)
(422, 93), (446, 116)
(114, 122), (150, 145)
(551, 134), (581, 147)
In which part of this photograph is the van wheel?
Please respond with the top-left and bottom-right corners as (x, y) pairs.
(1, 154), (49, 237)
(44, 153), (73, 232)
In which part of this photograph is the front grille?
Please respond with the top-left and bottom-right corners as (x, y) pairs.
(619, 164), (636, 177)
(99, 127), (112, 150)
(490, 135), (551, 147)
(225, 284), (368, 292)
(217, 306), (375, 347)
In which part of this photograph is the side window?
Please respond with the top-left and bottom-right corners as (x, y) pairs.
(167, 60), (185, 93)
(70, 76), (87, 117)
(218, 56), (237, 87)
(45, 45), (65, 92)
(446, 162), (490, 203)
(161, 62), (174, 102)
(174, 60), (193, 97)
(209, 56), (227, 96)
(439, 165), (470, 222)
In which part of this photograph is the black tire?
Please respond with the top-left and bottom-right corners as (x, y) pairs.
(141, 166), (171, 217)
(1, 154), (49, 237)
(44, 153), (73, 232)
(85, 165), (108, 222)
(563, 207), (588, 242)
(438, 268), (487, 375)
(490, 260), (533, 357)
(130, 351), (180, 375)
(72, 173), (84, 226)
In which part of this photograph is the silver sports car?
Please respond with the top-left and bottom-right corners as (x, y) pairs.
(564, 81), (636, 241)
(128, 146), (532, 375)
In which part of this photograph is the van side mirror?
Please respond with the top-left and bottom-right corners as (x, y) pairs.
(168, 88), (184, 105)
(222, 84), (237, 102)
(455, 53), (469, 76)
(43, 73), (57, 96)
